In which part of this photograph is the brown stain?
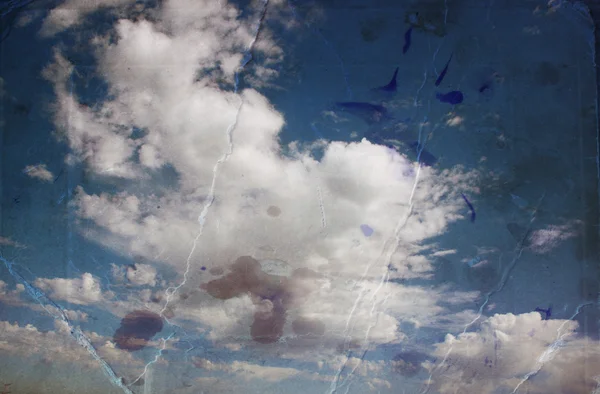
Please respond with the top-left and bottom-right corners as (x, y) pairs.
(113, 310), (163, 351)
(201, 256), (263, 300)
(266, 205), (281, 217)
(209, 267), (224, 276)
(292, 317), (326, 336)
(201, 256), (321, 344)
(391, 350), (428, 377)
(251, 299), (287, 344)
(163, 306), (175, 319)
(336, 339), (362, 353)
(292, 267), (324, 279)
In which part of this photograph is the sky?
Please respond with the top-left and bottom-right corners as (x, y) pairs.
(0, 0), (599, 393)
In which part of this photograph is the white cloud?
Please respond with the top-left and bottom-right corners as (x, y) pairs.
(425, 312), (593, 394)
(23, 164), (54, 182)
(38, 0), (481, 377)
(527, 223), (577, 254)
(41, 7), (476, 350)
(193, 357), (303, 382)
(34, 273), (111, 305)
(0, 320), (139, 370)
(39, 0), (138, 37)
(0, 280), (25, 306)
(126, 263), (157, 286)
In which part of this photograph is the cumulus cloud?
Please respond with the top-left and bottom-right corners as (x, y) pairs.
(424, 312), (597, 394)
(38, 0), (478, 354)
(0, 280), (25, 306)
(39, 0), (139, 37)
(193, 357), (338, 383)
(0, 320), (140, 371)
(125, 263), (157, 286)
(34, 273), (111, 305)
(26, 0), (599, 392)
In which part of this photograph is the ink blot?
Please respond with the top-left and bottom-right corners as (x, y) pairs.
(360, 224), (374, 237)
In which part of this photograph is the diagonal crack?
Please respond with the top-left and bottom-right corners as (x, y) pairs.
(326, 5), (452, 389)
(420, 192), (546, 394)
(0, 255), (135, 394)
(132, 0), (271, 386)
(511, 301), (594, 393)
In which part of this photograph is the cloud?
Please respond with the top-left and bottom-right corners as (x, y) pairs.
(39, 0), (138, 37)
(193, 357), (304, 382)
(34, 273), (112, 305)
(32, 2), (564, 393)
(0, 280), (26, 306)
(22, 164), (54, 182)
(424, 312), (596, 394)
(526, 223), (578, 254)
(125, 263), (157, 286)
(38, 0), (478, 354)
(0, 320), (140, 371)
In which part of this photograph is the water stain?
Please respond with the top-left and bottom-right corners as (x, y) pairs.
(466, 259), (499, 292)
(251, 299), (286, 344)
(113, 310), (164, 351)
(201, 256), (263, 300)
(201, 256), (324, 344)
(209, 266), (224, 276)
(163, 306), (175, 319)
(292, 267), (323, 279)
(336, 339), (362, 353)
(506, 222), (531, 246)
(391, 350), (429, 377)
(292, 317), (326, 336)
(12, 102), (30, 116)
(534, 62), (560, 86)
(360, 17), (387, 42)
(267, 205), (281, 217)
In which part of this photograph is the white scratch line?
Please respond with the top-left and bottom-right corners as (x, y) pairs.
(145, 0), (270, 383)
(317, 185), (327, 228)
(0, 255), (133, 394)
(420, 192), (546, 394)
(511, 302), (594, 393)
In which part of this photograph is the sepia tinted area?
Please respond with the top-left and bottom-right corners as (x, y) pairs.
(1, 0), (599, 393)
